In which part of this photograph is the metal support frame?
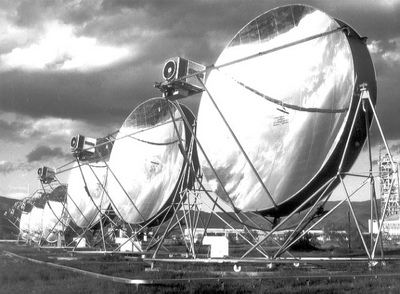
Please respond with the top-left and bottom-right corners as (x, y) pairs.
(37, 182), (70, 247)
(147, 71), (395, 269)
(243, 84), (392, 264)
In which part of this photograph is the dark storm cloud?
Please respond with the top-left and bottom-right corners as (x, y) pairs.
(26, 145), (70, 163)
(0, 1), (280, 130)
(14, 1), (43, 27)
(11, 0), (96, 29)
(61, 0), (270, 65)
(67, 4), (224, 66)
(367, 42), (400, 142)
(1, 0), (400, 140)
(372, 77), (400, 142)
(0, 65), (155, 131)
(62, 1), (98, 26)
(1, 0), (400, 200)
(329, 2), (400, 41)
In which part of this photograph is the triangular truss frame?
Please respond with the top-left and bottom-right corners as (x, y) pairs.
(142, 77), (397, 269)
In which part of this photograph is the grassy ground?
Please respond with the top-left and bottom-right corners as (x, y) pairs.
(2, 243), (400, 293)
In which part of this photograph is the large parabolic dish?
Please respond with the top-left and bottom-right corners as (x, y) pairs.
(107, 98), (197, 225)
(196, 4), (377, 217)
(29, 206), (44, 243)
(19, 212), (31, 241)
(42, 185), (69, 243)
(67, 161), (110, 228)
(43, 201), (69, 243)
(21, 191), (46, 243)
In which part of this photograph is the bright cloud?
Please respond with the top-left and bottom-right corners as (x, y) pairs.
(27, 117), (76, 139)
(26, 145), (69, 163)
(368, 38), (400, 63)
(0, 21), (132, 72)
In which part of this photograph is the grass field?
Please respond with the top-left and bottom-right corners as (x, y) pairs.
(2, 243), (400, 293)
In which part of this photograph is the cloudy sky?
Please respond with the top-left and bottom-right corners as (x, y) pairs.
(0, 0), (399, 201)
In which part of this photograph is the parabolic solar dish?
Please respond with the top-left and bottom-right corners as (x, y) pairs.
(29, 206), (44, 243)
(42, 186), (69, 243)
(197, 4), (376, 217)
(19, 212), (31, 241)
(67, 161), (110, 228)
(21, 191), (47, 242)
(43, 201), (69, 243)
(107, 98), (197, 225)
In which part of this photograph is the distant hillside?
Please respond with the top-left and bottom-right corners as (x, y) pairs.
(251, 200), (375, 232)
(0, 195), (18, 207)
(321, 201), (375, 231)
(0, 196), (19, 239)
(170, 200), (375, 233)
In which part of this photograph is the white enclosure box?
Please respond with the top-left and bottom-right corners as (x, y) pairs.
(73, 237), (86, 248)
(202, 236), (229, 258)
(115, 237), (142, 252)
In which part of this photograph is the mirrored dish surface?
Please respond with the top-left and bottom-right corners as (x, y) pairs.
(67, 161), (110, 228)
(107, 98), (192, 225)
(19, 212), (30, 240)
(43, 201), (70, 243)
(197, 4), (376, 216)
(29, 206), (44, 243)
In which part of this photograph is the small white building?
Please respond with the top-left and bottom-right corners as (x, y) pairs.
(184, 228), (246, 243)
(369, 214), (400, 236)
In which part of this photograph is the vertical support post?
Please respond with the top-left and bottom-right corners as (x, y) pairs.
(348, 209), (351, 250)
(361, 83), (385, 260)
(361, 85), (374, 252)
